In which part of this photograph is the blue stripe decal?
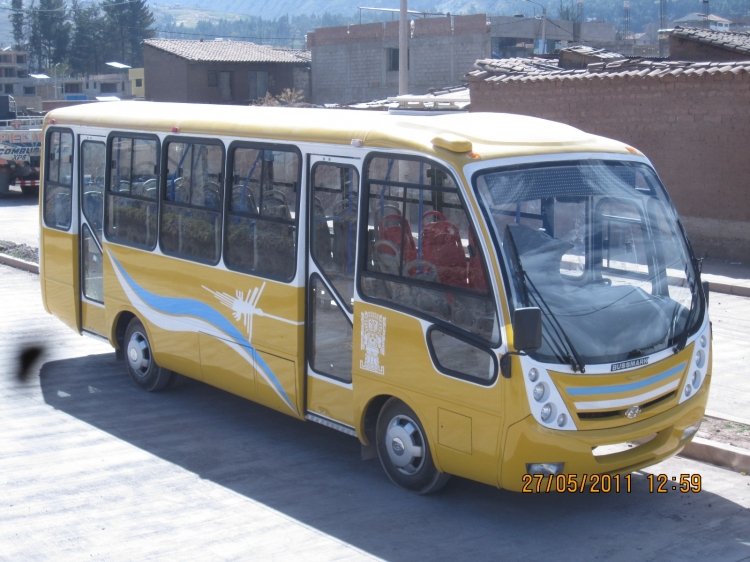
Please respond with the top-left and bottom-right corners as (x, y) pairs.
(567, 363), (686, 397)
(111, 256), (294, 410)
(116, 260), (248, 344)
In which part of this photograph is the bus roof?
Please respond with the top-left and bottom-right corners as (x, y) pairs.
(45, 101), (636, 161)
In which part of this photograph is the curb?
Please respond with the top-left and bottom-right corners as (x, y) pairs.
(680, 437), (750, 474)
(707, 281), (750, 298)
(0, 252), (39, 274)
(1, 250), (748, 474)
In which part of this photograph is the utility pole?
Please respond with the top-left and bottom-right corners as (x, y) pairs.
(526, 0), (547, 55)
(399, 0), (408, 95)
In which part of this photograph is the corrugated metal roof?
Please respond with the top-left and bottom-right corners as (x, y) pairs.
(143, 39), (311, 64)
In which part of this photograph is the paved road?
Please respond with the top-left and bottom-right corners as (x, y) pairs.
(0, 186), (38, 248)
(706, 292), (750, 419)
(1, 264), (749, 561)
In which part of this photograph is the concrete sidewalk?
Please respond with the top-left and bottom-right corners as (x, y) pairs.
(701, 257), (750, 298)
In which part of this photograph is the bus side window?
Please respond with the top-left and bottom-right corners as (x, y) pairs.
(225, 144), (300, 281)
(361, 155), (498, 345)
(105, 135), (159, 249)
(42, 129), (74, 230)
(159, 139), (223, 265)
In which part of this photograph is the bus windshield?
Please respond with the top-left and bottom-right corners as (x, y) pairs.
(474, 158), (704, 369)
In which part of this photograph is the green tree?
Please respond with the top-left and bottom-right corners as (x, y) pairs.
(28, 0), (70, 69)
(10, 0), (25, 49)
(69, 0), (106, 75)
(102, 0), (155, 67)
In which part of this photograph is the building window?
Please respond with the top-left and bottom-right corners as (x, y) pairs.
(100, 82), (117, 94)
(4, 84), (13, 94)
(23, 86), (34, 95)
(16, 54), (25, 64)
(386, 48), (399, 71)
(386, 47), (409, 72)
(135, 78), (142, 88)
(248, 70), (269, 101)
(64, 83), (82, 94)
(218, 71), (232, 101)
(207, 70), (218, 87)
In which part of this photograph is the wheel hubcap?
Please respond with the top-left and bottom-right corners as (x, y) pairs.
(385, 415), (425, 475)
(126, 331), (151, 378)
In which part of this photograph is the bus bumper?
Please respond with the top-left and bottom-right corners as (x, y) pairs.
(499, 377), (710, 492)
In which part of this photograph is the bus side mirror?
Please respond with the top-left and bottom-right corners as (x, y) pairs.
(513, 307), (542, 352)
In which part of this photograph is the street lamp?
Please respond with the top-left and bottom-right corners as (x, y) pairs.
(526, 0), (547, 55)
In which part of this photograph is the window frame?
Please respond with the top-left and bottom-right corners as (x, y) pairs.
(223, 140), (302, 282)
(158, 135), (226, 265)
(359, 151), (499, 348)
(42, 127), (75, 231)
(104, 131), (161, 250)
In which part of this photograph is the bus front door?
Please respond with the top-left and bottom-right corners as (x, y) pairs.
(78, 136), (107, 337)
(305, 156), (361, 431)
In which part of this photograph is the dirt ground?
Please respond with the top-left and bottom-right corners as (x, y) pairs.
(698, 416), (750, 450)
(0, 240), (38, 263)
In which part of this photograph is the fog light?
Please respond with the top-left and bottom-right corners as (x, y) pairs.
(526, 462), (564, 476)
(557, 413), (567, 427)
(692, 370), (701, 388)
(528, 368), (539, 382)
(533, 383), (547, 402)
(541, 403), (554, 422)
(684, 384), (692, 397)
(695, 349), (705, 369)
(700, 334), (707, 348)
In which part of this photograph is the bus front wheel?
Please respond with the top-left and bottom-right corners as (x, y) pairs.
(375, 399), (449, 494)
(124, 318), (173, 391)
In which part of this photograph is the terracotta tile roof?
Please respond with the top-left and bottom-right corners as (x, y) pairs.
(143, 39), (311, 64)
(671, 26), (750, 56)
(468, 54), (750, 84)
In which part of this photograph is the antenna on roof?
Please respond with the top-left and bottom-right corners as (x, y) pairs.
(702, 0), (710, 29)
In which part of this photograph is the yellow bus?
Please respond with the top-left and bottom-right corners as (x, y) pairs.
(40, 101), (710, 493)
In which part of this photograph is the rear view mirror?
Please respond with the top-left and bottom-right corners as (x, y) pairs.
(513, 307), (542, 352)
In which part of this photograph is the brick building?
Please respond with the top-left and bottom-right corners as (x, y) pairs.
(669, 26), (750, 61)
(306, 14), (489, 105)
(143, 39), (311, 104)
(467, 53), (750, 262)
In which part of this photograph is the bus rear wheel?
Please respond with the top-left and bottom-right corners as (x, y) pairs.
(124, 318), (173, 391)
(375, 399), (449, 494)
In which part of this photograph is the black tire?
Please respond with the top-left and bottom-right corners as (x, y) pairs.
(375, 398), (449, 494)
(123, 318), (173, 391)
(19, 185), (36, 198)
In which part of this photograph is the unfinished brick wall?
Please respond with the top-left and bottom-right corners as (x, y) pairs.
(469, 70), (750, 261)
(308, 15), (489, 105)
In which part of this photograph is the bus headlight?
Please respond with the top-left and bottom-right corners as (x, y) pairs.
(541, 403), (554, 422)
(679, 321), (710, 404)
(533, 383), (547, 402)
(522, 358), (576, 431)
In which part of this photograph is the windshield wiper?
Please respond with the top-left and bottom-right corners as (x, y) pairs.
(505, 225), (586, 373)
(674, 258), (703, 352)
